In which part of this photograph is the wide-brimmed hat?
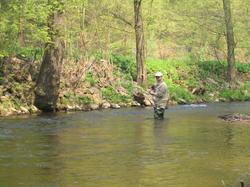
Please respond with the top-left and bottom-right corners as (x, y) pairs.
(155, 72), (163, 77)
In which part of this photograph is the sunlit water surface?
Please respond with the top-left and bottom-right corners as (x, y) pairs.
(0, 102), (250, 187)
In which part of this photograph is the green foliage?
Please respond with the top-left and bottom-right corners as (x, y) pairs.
(146, 59), (195, 86)
(85, 73), (97, 87)
(111, 54), (136, 81)
(1, 100), (11, 109)
(146, 59), (250, 103)
(219, 88), (250, 101)
(78, 96), (92, 105)
(62, 93), (93, 105)
(0, 0), (249, 63)
(198, 61), (227, 78)
(121, 81), (134, 93)
(236, 63), (250, 73)
(241, 81), (250, 90)
(12, 97), (23, 108)
(147, 59), (197, 103)
(0, 0), (249, 109)
(0, 0), (49, 57)
(169, 85), (195, 103)
(198, 61), (250, 75)
(102, 86), (131, 103)
(0, 76), (4, 85)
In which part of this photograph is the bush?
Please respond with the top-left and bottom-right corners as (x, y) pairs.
(78, 96), (92, 105)
(236, 63), (250, 73)
(169, 85), (195, 103)
(85, 72), (97, 86)
(220, 88), (250, 101)
(0, 76), (4, 85)
(102, 86), (131, 103)
(111, 54), (136, 81)
(198, 61), (227, 77)
(62, 93), (93, 105)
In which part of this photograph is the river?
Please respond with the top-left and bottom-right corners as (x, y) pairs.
(0, 102), (250, 187)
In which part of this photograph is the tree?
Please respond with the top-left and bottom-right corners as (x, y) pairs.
(34, 0), (65, 112)
(0, 0), (49, 57)
(223, 0), (236, 83)
(134, 0), (147, 86)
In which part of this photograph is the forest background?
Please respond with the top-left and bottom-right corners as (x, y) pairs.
(0, 0), (249, 115)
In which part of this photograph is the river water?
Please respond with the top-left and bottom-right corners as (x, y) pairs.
(0, 102), (250, 187)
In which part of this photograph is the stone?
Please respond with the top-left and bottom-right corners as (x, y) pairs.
(90, 104), (99, 110)
(111, 104), (120, 109)
(119, 103), (127, 107)
(102, 102), (111, 109)
(219, 113), (250, 122)
(133, 89), (153, 106)
(144, 99), (152, 106)
(0, 96), (9, 102)
(67, 105), (75, 111)
(191, 87), (205, 95)
(30, 105), (39, 113)
(75, 105), (82, 110)
(209, 93), (215, 97)
(178, 98), (187, 104)
(219, 98), (227, 102)
(20, 106), (29, 114)
(9, 107), (18, 114)
(131, 101), (141, 107)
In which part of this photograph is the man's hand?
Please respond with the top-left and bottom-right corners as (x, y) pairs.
(149, 90), (156, 95)
(151, 85), (155, 91)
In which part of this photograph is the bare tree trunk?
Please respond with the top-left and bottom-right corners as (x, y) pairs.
(18, 3), (25, 47)
(80, 0), (87, 58)
(34, 0), (65, 112)
(223, 0), (236, 83)
(18, 17), (25, 47)
(134, 0), (147, 86)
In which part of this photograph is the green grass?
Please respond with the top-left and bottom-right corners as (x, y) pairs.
(85, 72), (97, 87)
(62, 93), (93, 105)
(219, 88), (250, 101)
(145, 58), (250, 103)
(101, 86), (132, 103)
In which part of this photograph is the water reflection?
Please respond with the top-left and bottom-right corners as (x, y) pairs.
(0, 102), (250, 187)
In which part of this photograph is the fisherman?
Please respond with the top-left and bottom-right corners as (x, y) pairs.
(150, 72), (169, 119)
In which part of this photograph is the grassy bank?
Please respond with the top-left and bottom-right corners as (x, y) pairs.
(0, 56), (250, 116)
(146, 59), (250, 103)
(111, 55), (250, 103)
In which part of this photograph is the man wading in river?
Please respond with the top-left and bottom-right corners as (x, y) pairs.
(150, 72), (169, 119)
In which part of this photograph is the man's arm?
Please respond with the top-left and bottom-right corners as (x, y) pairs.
(155, 85), (167, 98)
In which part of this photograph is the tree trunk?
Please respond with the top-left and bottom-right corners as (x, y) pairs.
(34, 0), (65, 112)
(223, 0), (236, 83)
(134, 0), (147, 86)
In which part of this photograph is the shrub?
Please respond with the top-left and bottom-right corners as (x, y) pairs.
(85, 72), (97, 86)
(111, 54), (136, 81)
(62, 93), (93, 105)
(169, 85), (195, 103)
(198, 61), (227, 77)
(236, 63), (250, 73)
(0, 76), (4, 85)
(102, 86), (131, 103)
(78, 96), (92, 105)
(220, 88), (250, 101)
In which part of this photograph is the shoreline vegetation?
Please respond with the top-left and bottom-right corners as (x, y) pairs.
(0, 55), (249, 117)
(1, 0), (249, 118)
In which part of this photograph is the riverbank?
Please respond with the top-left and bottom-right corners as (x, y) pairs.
(0, 56), (249, 117)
